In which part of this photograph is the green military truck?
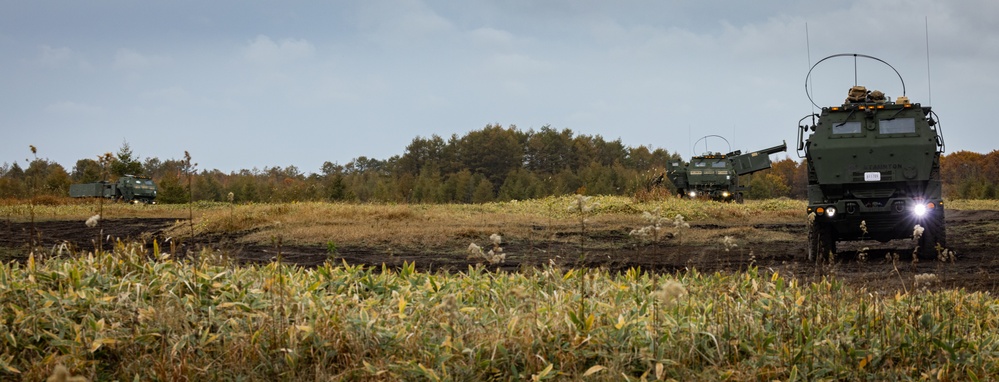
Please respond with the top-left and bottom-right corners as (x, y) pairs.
(797, 53), (946, 260)
(666, 140), (787, 203)
(70, 175), (158, 204)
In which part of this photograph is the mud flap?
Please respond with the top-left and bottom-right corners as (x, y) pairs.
(808, 221), (836, 263)
(917, 208), (947, 260)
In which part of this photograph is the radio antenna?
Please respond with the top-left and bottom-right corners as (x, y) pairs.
(806, 23), (815, 116)
(925, 16), (933, 105)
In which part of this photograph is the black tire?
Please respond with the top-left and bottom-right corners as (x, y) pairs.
(808, 221), (836, 262)
(735, 193), (744, 204)
(917, 207), (946, 260)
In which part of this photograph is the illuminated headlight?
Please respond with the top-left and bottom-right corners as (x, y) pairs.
(826, 207), (837, 218)
(721, 191), (730, 197)
(688, 191), (697, 198)
(913, 203), (928, 217)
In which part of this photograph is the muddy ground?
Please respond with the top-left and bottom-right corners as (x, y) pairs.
(3, 209), (998, 293)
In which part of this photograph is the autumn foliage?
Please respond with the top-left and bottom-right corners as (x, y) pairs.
(1, 127), (995, 203)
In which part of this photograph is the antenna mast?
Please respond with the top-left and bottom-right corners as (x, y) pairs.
(806, 23), (814, 115)
(925, 17), (933, 105)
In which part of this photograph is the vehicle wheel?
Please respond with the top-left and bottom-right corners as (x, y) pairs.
(735, 193), (744, 204)
(807, 221), (836, 262)
(918, 207), (946, 260)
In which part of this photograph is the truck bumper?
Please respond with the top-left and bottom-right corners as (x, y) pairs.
(808, 198), (943, 241)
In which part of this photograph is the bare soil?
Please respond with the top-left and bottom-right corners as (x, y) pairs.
(3, 209), (998, 293)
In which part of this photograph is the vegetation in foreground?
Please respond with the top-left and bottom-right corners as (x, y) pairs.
(2, 240), (997, 381)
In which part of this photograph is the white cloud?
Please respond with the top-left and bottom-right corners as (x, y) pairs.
(358, 0), (454, 46)
(140, 86), (190, 103)
(37, 45), (74, 67)
(44, 101), (103, 116)
(479, 53), (551, 76)
(242, 35), (316, 65)
(113, 48), (169, 70)
(469, 27), (515, 47)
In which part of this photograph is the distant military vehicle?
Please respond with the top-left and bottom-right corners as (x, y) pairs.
(70, 175), (158, 204)
(666, 135), (787, 203)
(797, 53), (945, 260)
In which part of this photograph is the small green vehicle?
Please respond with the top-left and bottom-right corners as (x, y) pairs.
(69, 175), (158, 204)
(666, 136), (787, 203)
(797, 53), (946, 260)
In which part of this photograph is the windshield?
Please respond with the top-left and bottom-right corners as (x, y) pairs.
(832, 121), (862, 135)
(879, 118), (915, 134)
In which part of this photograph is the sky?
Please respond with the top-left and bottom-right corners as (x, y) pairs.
(2, 0), (997, 175)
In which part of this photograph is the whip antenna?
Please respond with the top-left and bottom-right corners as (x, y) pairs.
(925, 16), (933, 105)
(805, 23), (815, 116)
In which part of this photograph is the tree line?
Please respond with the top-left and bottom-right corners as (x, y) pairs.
(1, 125), (995, 203)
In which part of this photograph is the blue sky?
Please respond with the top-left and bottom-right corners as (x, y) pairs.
(3, 0), (996, 174)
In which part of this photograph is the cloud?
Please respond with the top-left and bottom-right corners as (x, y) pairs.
(44, 101), (103, 116)
(242, 35), (316, 65)
(113, 48), (169, 70)
(469, 27), (515, 47)
(140, 86), (190, 103)
(357, 0), (454, 46)
(37, 45), (74, 68)
(480, 53), (551, 76)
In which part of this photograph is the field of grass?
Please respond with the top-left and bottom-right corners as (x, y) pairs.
(2, 197), (998, 380)
(3, 241), (997, 381)
(2, 196), (805, 248)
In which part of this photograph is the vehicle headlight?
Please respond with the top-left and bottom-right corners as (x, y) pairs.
(826, 207), (836, 218)
(688, 191), (697, 198)
(721, 191), (730, 197)
(913, 203), (928, 217)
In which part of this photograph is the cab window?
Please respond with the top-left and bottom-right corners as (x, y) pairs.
(832, 121), (862, 135)
(879, 118), (915, 134)
(694, 162), (707, 167)
(711, 161), (726, 168)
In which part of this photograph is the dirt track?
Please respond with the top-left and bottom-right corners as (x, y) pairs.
(3, 209), (998, 293)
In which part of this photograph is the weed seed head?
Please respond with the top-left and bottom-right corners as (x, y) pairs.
(913, 273), (939, 290)
(47, 364), (87, 382)
(85, 214), (100, 228)
(629, 226), (652, 238)
(568, 194), (598, 213)
(467, 243), (481, 255)
(467, 235), (506, 264)
(722, 236), (738, 252)
(913, 224), (925, 240)
(938, 248), (957, 263)
(858, 247), (869, 262)
(653, 280), (687, 305)
(673, 214), (689, 229)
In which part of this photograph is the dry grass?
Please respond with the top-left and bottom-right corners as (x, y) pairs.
(156, 196), (807, 248)
(0, 198), (193, 221)
(6, 196), (994, 251)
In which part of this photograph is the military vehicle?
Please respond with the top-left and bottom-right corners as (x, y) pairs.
(666, 136), (787, 203)
(797, 53), (945, 260)
(70, 175), (158, 204)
